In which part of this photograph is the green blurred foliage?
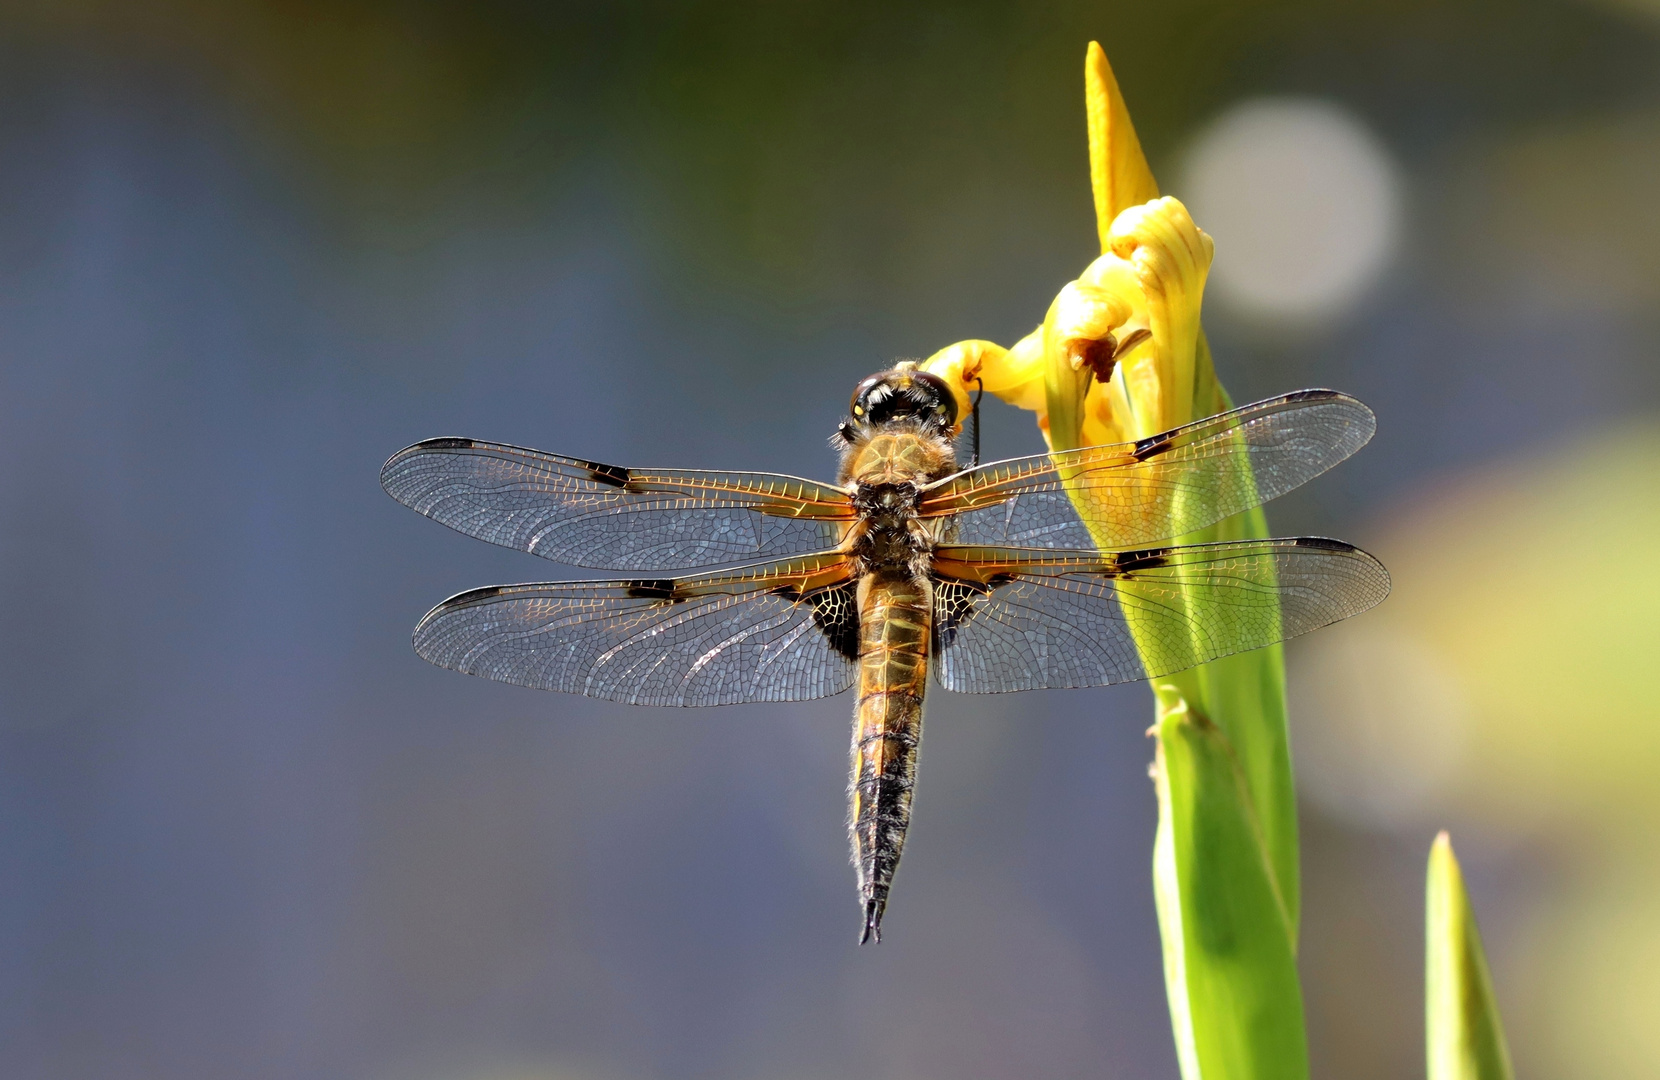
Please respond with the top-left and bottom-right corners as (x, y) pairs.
(1296, 422), (1660, 1078)
(1319, 423), (1660, 839)
(10, 0), (1656, 303)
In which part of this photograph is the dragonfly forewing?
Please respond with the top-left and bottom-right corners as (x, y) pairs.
(382, 438), (854, 571)
(919, 390), (1375, 550)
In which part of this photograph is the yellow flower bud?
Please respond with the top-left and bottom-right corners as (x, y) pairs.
(925, 50), (1216, 458)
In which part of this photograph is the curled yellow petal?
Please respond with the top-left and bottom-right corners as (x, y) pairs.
(1043, 280), (1141, 452)
(1051, 279), (1134, 350)
(1107, 196), (1215, 437)
(1041, 289), (1092, 452)
(993, 329), (1049, 414)
(919, 335), (1047, 432)
(1086, 41), (1159, 254)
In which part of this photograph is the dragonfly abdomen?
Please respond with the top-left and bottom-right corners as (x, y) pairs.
(850, 571), (931, 944)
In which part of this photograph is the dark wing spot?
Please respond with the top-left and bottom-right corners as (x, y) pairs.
(624, 579), (681, 601)
(567, 457), (630, 487)
(803, 581), (860, 661)
(423, 437), (476, 450)
(1282, 388), (1341, 404)
(1287, 536), (1357, 553)
(579, 460), (631, 487)
(930, 576), (992, 652)
(448, 585), (505, 605)
(1132, 433), (1174, 461)
(1112, 547), (1172, 572)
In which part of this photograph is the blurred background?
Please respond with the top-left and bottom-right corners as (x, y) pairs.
(2, 1), (1657, 1077)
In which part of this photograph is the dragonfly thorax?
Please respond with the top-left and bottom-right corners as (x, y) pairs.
(850, 481), (926, 570)
(853, 481), (919, 521)
(835, 413), (959, 493)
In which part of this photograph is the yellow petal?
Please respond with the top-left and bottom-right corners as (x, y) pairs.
(992, 329), (1049, 411)
(1086, 41), (1160, 255)
(1042, 276), (1144, 451)
(1080, 361), (1136, 448)
(1051, 279), (1134, 349)
(1107, 196), (1215, 436)
(924, 53), (1212, 458)
(1041, 289), (1092, 452)
(919, 335), (1047, 432)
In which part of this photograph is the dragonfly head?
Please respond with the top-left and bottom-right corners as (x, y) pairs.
(843, 362), (957, 440)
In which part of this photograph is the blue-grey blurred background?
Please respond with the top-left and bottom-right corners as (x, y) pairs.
(4, 3), (1659, 1078)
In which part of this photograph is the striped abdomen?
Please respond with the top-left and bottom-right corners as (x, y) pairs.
(850, 571), (931, 944)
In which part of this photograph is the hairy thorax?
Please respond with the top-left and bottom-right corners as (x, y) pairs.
(838, 422), (958, 578)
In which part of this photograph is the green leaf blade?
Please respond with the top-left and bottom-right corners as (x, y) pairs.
(1148, 351), (1306, 1078)
(1153, 687), (1308, 1080)
(1170, 488), (1300, 937)
(1426, 832), (1515, 1080)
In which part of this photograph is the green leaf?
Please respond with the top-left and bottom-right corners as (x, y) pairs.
(1426, 832), (1515, 1080)
(1163, 501), (1300, 935)
(1146, 345), (1308, 1079)
(1152, 686), (1308, 1080)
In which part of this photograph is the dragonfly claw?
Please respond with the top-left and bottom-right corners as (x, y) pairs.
(860, 898), (885, 945)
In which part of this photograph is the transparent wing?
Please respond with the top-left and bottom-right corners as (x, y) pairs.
(382, 438), (853, 571)
(920, 390), (1374, 549)
(412, 552), (860, 706)
(931, 538), (1389, 693)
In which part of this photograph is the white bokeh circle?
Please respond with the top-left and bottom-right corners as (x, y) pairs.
(1181, 98), (1403, 323)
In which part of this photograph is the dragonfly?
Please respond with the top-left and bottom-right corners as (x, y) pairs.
(381, 364), (1389, 943)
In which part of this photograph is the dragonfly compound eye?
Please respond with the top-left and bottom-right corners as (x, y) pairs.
(849, 368), (957, 430)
